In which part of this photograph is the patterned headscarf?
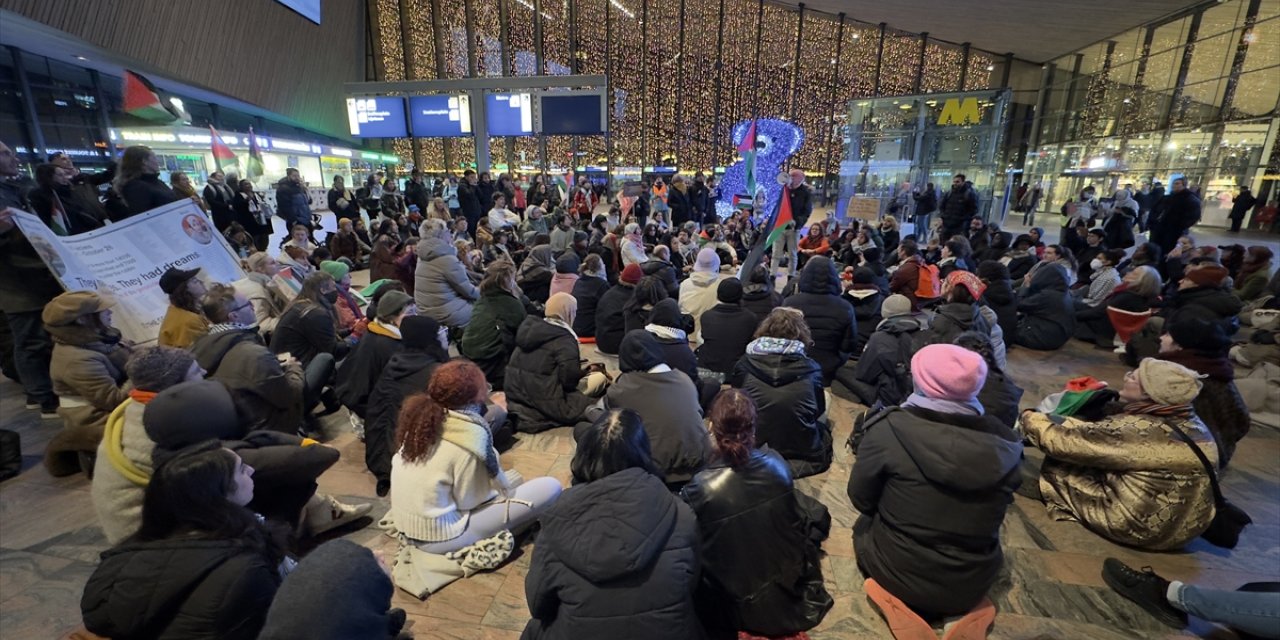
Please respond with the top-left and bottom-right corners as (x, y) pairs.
(945, 270), (987, 300)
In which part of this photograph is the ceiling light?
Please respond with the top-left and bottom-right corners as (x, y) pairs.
(985, 64), (994, 71)
(74, 55), (88, 61)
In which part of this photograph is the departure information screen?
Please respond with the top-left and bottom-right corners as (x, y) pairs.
(409, 95), (472, 137)
(485, 93), (533, 136)
(345, 97), (408, 138)
(540, 94), (605, 135)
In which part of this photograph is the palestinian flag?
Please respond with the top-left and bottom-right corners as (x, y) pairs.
(209, 126), (239, 174)
(246, 126), (265, 180)
(122, 70), (182, 123)
(765, 185), (794, 247)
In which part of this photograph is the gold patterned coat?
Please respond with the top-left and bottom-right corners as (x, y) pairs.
(1021, 411), (1217, 551)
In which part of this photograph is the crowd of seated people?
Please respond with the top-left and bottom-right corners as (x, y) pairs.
(2, 152), (1278, 640)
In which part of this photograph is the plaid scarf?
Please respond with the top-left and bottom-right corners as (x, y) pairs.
(1124, 401), (1193, 420)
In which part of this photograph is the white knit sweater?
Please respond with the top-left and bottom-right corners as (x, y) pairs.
(389, 411), (510, 543)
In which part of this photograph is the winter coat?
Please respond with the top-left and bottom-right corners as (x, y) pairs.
(270, 301), (344, 366)
(274, 180), (312, 227)
(1075, 289), (1153, 346)
(695, 304), (758, 374)
(1021, 410), (1217, 551)
(571, 276), (611, 337)
(643, 259), (681, 298)
(364, 348), (444, 484)
(846, 315), (929, 407)
(259, 540), (396, 640)
(0, 176), (64, 314)
(92, 399), (154, 544)
(506, 318), (593, 433)
(846, 288), (883, 352)
(461, 289), (526, 362)
(978, 367), (1023, 430)
(652, 332), (699, 384)
(939, 184), (978, 232)
(191, 328), (304, 433)
(1234, 267), (1272, 303)
(1161, 349), (1251, 468)
(669, 187), (693, 227)
(327, 187), (361, 220)
(679, 271), (723, 343)
(414, 236), (480, 328)
(925, 302), (990, 347)
(234, 274), (286, 336)
(119, 173), (180, 216)
(328, 231), (365, 264)
(595, 284), (634, 354)
(729, 350), (830, 479)
(1016, 264), (1075, 350)
(333, 323), (402, 419)
(788, 184), (813, 227)
(593, 368), (708, 484)
(681, 449), (832, 636)
(522, 468), (703, 640)
(1169, 286), (1244, 335)
(1104, 205), (1137, 250)
(47, 332), (130, 476)
(980, 279), (1018, 347)
(81, 538), (282, 640)
(158, 305), (209, 349)
(28, 184), (103, 235)
(783, 257), (857, 384)
(742, 288), (783, 320)
(458, 181), (483, 224)
(848, 406), (1022, 617)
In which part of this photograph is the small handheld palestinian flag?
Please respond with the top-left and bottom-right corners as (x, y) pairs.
(209, 126), (239, 174)
(246, 126), (265, 180)
(122, 70), (182, 123)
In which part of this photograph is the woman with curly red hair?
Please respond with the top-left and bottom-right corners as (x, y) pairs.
(680, 389), (833, 638)
(389, 360), (561, 553)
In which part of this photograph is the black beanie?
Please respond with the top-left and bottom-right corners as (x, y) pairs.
(717, 277), (744, 303)
(144, 380), (243, 451)
(852, 267), (876, 285)
(556, 253), (581, 274)
(648, 298), (683, 329)
(1168, 307), (1231, 353)
(977, 260), (1011, 282)
(400, 315), (441, 350)
(619, 329), (666, 373)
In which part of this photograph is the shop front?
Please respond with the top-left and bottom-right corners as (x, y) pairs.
(837, 89), (1012, 225)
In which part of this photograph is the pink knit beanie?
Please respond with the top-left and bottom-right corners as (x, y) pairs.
(910, 344), (988, 402)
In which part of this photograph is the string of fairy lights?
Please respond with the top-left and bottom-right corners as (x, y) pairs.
(373, 0), (996, 174)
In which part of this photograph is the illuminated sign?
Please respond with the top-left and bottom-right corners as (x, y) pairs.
(936, 98), (982, 126)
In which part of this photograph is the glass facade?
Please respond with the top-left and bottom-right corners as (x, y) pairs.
(1023, 0), (1280, 229)
(0, 45), (396, 187)
(837, 89), (1011, 222)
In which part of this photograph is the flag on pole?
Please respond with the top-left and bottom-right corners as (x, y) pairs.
(122, 70), (182, 123)
(246, 126), (265, 180)
(209, 126), (238, 174)
(735, 120), (758, 211)
(737, 185), (791, 280)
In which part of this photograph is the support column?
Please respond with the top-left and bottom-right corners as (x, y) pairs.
(1120, 25), (1156, 138)
(367, 0), (387, 80)
(1026, 63), (1055, 159)
(430, 0), (452, 170)
(9, 47), (46, 161)
(1061, 53), (1083, 141)
(751, 0), (765, 119)
(789, 4), (805, 126)
(1163, 9), (1203, 128)
(711, 0), (727, 168)
(1219, 0), (1263, 120)
(999, 52), (1013, 88)
(958, 42), (971, 91)
(676, 0), (688, 167)
(821, 14), (846, 183)
(89, 69), (116, 158)
(913, 33), (928, 94)
(605, 0), (613, 180)
(873, 22), (886, 96)
(399, 0), (416, 79)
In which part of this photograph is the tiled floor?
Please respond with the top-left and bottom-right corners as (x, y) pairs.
(2, 208), (1278, 639)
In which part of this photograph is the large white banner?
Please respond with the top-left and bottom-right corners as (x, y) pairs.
(11, 200), (246, 345)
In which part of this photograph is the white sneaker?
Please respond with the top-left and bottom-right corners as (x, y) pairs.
(305, 494), (372, 536)
(349, 413), (365, 441)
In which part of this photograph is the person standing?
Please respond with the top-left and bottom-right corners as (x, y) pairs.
(771, 169), (813, 277)
(114, 145), (180, 217)
(169, 171), (206, 213)
(688, 172), (710, 224)
(327, 175), (360, 222)
(49, 152), (111, 224)
(912, 182), (938, 244)
(1150, 178), (1202, 256)
(233, 179), (272, 251)
(27, 163), (102, 236)
(1229, 186), (1257, 233)
(405, 169), (431, 218)
(457, 169), (483, 234)
(275, 168), (313, 231)
(0, 140), (61, 416)
(203, 171), (237, 232)
(939, 174), (978, 242)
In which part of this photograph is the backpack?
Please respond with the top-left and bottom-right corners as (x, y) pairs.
(915, 262), (942, 300)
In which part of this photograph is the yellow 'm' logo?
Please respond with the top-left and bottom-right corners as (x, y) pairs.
(937, 98), (982, 126)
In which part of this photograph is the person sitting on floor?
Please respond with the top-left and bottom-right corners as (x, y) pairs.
(696, 278), (760, 379)
(1233, 246), (1275, 303)
(571, 254), (611, 338)
(460, 261), (527, 390)
(390, 360), (562, 554)
(1074, 265), (1161, 349)
(1101, 558), (1280, 638)
(157, 266), (209, 348)
(976, 261), (1018, 347)
(43, 290), (134, 479)
(729, 307), (832, 479)
(680, 389), (833, 638)
(81, 442), (292, 640)
(550, 253), (580, 298)
(849, 344), (1022, 638)
(506, 293), (608, 433)
(680, 248), (725, 343)
(1074, 248), (1124, 310)
(1019, 359), (1217, 551)
(645, 298), (698, 385)
(235, 252), (289, 336)
(845, 267), (885, 352)
(334, 290), (415, 425)
(1015, 262), (1075, 351)
(954, 331), (1024, 430)
(783, 255), (857, 386)
(595, 263), (643, 355)
(742, 264), (784, 320)
(522, 409), (702, 640)
(624, 275), (670, 335)
(844, 294), (929, 408)
(581, 330), (708, 488)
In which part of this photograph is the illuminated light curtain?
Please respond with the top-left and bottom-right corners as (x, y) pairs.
(965, 52), (995, 90)
(676, 0), (720, 170)
(609, 0), (643, 166)
(573, 0), (608, 169)
(715, 0), (761, 169)
(922, 43), (964, 94)
(757, 3), (798, 120)
(644, 0), (682, 165)
(880, 32), (921, 96)
(794, 13), (838, 172)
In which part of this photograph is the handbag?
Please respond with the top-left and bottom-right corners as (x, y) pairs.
(1165, 420), (1252, 549)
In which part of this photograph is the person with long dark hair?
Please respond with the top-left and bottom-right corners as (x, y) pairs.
(522, 409), (702, 639)
(157, 266), (210, 348)
(81, 442), (291, 640)
(623, 275), (670, 334)
(114, 145), (180, 217)
(390, 360), (561, 553)
(681, 389), (833, 638)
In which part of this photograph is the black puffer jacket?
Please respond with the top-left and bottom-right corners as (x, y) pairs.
(1168, 286), (1244, 334)
(334, 329), (402, 419)
(363, 348), (445, 485)
(978, 366), (1024, 430)
(681, 449), (833, 637)
(594, 283), (634, 354)
(926, 302), (990, 347)
(843, 315), (928, 407)
(571, 276), (611, 337)
(696, 304), (759, 374)
(980, 278), (1019, 346)
(119, 173), (180, 217)
(742, 287), (783, 320)
(642, 259), (681, 298)
(848, 407), (1022, 618)
(506, 317), (593, 433)
(259, 539), (398, 640)
(845, 288), (883, 352)
(782, 256), (857, 384)
(522, 468), (703, 640)
(81, 538), (281, 640)
(1015, 264), (1074, 350)
(729, 350), (830, 478)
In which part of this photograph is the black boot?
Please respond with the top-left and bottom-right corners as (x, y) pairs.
(1101, 558), (1187, 629)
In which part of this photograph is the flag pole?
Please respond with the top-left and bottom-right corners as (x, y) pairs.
(737, 184), (787, 280)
